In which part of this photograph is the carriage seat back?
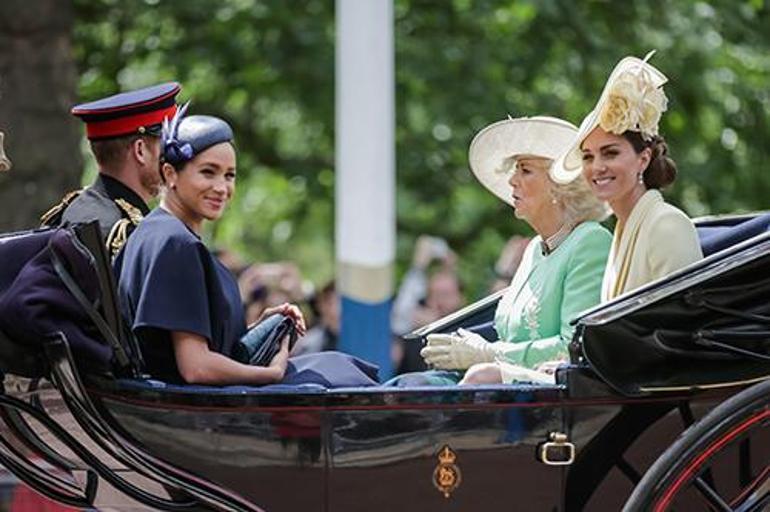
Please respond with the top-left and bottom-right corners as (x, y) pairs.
(0, 224), (128, 379)
(697, 212), (770, 257)
(0, 229), (58, 377)
(0, 229), (54, 291)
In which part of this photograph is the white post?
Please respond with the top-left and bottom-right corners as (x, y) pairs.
(335, 0), (394, 377)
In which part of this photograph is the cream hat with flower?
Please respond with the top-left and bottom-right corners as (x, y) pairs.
(469, 116), (578, 205)
(550, 51), (668, 184)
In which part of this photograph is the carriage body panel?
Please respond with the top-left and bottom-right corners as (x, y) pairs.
(87, 371), (739, 510)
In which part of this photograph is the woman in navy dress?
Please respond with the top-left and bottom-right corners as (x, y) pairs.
(116, 108), (377, 386)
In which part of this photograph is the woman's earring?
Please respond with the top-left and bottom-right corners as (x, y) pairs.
(638, 172), (644, 184)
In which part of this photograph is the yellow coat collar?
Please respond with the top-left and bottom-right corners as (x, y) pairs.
(602, 189), (663, 301)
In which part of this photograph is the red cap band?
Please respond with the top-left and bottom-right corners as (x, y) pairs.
(85, 104), (178, 140)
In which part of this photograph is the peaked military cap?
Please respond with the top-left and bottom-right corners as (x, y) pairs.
(72, 82), (181, 140)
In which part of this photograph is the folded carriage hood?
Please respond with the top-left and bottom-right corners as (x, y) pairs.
(573, 231), (770, 396)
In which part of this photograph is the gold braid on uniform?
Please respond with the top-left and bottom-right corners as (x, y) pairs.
(40, 189), (84, 227)
(107, 198), (145, 259)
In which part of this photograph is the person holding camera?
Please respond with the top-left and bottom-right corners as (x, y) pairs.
(391, 235), (465, 337)
(389, 236), (466, 374)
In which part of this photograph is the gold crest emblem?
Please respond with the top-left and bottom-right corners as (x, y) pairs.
(432, 445), (461, 498)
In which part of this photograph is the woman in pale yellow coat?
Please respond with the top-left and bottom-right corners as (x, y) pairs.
(553, 52), (702, 300)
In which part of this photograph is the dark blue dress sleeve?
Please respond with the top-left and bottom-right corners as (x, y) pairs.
(131, 235), (213, 342)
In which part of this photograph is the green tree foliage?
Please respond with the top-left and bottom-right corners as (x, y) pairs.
(71, 0), (770, 298)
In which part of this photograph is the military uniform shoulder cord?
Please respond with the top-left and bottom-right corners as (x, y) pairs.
(106, 198), (145, 258)
(39, 189), (84, 227)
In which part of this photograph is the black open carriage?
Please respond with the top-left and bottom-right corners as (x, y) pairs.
(0, 213), (769, 511)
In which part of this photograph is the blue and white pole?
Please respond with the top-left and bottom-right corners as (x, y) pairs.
(335, 0), (394, 378)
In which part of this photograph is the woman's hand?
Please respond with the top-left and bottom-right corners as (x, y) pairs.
(267, 335), (291, 380)
(254, 302), (307, 336)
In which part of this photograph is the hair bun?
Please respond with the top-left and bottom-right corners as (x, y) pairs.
(644, 135), (677, 189)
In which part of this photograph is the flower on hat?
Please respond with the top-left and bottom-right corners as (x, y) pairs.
(162, 102), (194, 165)
(598, 64), (668, 140)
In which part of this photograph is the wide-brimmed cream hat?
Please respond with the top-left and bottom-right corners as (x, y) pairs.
(550, 51), (668, 184)
(0, 132), (10, 172)
(468, 116), (578, 205)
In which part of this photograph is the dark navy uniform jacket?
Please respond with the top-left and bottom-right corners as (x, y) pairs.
(114, 208), (245, 383)
(41, 175), (149, 258)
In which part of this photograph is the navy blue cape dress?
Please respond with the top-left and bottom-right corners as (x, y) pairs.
(115, 208), (378, 387)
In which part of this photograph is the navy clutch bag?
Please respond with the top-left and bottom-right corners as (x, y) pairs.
(233, 314), (298, 367)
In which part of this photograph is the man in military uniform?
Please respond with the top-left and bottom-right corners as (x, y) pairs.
(41, 82), (181, 258)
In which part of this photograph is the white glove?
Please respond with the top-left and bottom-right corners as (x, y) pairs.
(421, 328), (499, 370)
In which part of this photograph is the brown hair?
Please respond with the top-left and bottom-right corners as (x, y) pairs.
(622, 131), (677, 189)
(90, 134), (155, 171)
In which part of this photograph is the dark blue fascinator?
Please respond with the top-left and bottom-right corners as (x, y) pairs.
(162, 104), (234, 166)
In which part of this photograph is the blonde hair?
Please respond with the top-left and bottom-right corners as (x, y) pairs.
(500, 155), (608, 225)
(551, 169), (609, 224)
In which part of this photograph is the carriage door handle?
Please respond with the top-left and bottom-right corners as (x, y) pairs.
(537, 432), (575, 466)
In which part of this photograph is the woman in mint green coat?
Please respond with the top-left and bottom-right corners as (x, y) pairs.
(420, 116), (611, 385)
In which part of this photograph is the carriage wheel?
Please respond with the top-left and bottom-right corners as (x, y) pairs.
(623, 379), (770, 512)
